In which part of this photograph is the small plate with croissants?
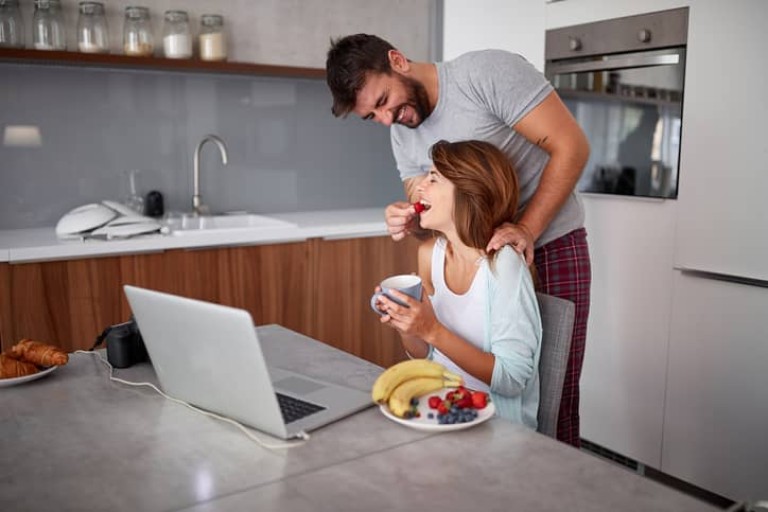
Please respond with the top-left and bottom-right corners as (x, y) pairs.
(0, 339), (69, 387)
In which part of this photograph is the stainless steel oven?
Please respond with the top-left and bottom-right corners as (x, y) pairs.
(545, 8), (688, 198)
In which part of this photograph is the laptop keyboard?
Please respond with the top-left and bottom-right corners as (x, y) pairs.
(276, 393), (326, 424)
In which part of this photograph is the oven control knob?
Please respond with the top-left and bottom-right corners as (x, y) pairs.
(638, 29), (652, 43)
(569, 37), (582, 51)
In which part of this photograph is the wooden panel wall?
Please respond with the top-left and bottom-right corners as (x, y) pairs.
(0, 236), (417, 368)
(311, 236), (419, 368)
(0, 263), (11, 352)
(1, 242), (312, 354)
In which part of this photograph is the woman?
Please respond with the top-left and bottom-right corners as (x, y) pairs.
(374, 140), (542, 428)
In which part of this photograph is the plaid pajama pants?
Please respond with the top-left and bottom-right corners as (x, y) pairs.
(534, 228), (591, 447)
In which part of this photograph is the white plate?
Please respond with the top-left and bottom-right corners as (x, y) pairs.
(0, 365), (58, 388)
(379, 387), (495, 432)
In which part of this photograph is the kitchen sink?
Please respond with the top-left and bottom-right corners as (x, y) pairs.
(166, 213), (296, 235)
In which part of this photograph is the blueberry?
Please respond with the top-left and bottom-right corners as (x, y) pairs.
(410, 398), (419, 406)
(427, 412), (434, 419)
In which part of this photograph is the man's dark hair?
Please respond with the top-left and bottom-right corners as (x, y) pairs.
(326, 34), (396, 118)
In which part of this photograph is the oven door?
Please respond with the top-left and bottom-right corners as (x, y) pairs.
(547, 47), (686, 199)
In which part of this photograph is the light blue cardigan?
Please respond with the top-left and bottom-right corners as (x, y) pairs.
(483, 246), (542, 429)
(428, 245), (542, 429)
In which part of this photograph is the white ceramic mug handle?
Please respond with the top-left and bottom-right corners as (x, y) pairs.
(370, 291), (386, 316)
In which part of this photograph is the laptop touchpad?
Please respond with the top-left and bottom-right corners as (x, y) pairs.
(274, 376), (326, 396)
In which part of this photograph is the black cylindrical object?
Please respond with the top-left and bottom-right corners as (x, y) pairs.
(145, 190), (164, 217)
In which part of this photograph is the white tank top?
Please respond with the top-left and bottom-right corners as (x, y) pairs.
(429, 238), (490, 392)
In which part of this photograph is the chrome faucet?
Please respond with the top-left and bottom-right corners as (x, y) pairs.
(192, 134), (229, 216)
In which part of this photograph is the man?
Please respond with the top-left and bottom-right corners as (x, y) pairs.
(326, 34), (590, 447)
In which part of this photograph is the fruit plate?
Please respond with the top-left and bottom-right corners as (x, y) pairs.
(0, 366), (58, 388)
(379, 388), (495, 432)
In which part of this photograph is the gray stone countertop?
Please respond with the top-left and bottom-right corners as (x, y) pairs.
(0, 325), (718, 512)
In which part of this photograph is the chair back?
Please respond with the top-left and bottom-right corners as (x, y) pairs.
(536, 292), (575, 438)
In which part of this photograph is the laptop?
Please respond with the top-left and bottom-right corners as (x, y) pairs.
(123, 285), (373, 440)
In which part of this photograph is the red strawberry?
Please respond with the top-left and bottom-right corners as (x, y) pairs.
(413, 202), (426, 214)
(428, 395), (442, 410)
(453, 387), (470, 402)
(456, 396), (473, 409)
(437, 400), (450, 415)
(471, 391), (488, 410)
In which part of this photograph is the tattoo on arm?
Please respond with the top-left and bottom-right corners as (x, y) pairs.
(536, 135), (549, 147)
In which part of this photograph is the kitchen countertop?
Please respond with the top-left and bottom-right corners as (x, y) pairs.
(0, 208), (387, 264)
(0, 324), (719, 512)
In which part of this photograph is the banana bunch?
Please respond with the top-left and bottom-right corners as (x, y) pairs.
(372, 359), (463, 418)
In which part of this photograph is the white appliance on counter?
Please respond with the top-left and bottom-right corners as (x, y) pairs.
(55, 200), (167, 240)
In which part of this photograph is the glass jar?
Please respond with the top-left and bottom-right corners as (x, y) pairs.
(77, 1), (109, 53)
(32, 0), (66, 51)
(199, 14), (226, 61)
(123, 6), (153, 57)
(162, 10), (191, 59)
(0, 0), (24, 48)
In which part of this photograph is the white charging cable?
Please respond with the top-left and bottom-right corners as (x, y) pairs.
(73, 350), (310, 449)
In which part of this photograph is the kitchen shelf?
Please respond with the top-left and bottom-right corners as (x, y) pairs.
(0, 48), (326, 80)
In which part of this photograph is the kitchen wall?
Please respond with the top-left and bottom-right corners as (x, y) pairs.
(0, 0), (438, 229)
(0, 66), (401, 229)
(442, 0), (545, 68)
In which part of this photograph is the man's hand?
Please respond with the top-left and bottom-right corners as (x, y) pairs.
(385, 201), (418, 241)
(486, 222), (535, 265)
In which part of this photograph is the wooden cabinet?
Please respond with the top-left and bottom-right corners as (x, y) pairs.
(0, 236), (418, 368)
(311, 236), (420, 369)
(0, 263), (11, 352)
(0, 242), (313, 355)
(119, 244), (313, 334)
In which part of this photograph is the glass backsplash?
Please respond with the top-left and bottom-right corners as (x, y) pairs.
(0, 63), (402, 229)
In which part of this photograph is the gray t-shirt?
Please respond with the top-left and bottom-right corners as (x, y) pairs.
(391, 49), (584, 247)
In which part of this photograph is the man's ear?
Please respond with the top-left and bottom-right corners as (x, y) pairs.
(387, 49), (410, 74)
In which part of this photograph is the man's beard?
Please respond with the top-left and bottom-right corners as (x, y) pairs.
(398, 75), (431, 128)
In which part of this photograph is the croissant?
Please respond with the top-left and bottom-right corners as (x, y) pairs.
(10, 339), (69, 367)
(0, 353), (40, 379)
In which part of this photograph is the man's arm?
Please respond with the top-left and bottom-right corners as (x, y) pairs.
(486, 90), (589, 261)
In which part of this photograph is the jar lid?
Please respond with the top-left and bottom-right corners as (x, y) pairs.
(125, 6), (150, 18)
(79, 1), (105, 14)
(164, 9), (188, 21)
(200, 14), (224, 26)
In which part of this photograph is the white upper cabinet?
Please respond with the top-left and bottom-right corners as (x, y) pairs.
(673, 0), (768, 282)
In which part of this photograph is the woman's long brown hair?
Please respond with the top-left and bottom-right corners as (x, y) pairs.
(430, 140), (519, 254)
(431, 139), (540, 286)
